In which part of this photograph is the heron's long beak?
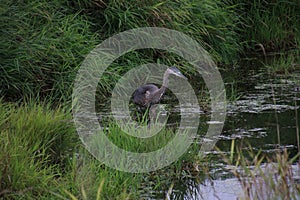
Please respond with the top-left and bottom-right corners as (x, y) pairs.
(176, 71), (188, 80)
(169, 66), (188, 80)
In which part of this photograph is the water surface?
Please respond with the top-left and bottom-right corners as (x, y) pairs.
(97, 69), (300, 199)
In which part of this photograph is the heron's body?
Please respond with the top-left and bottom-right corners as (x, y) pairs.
(133, 67), (186, 107)
(133, 84), (165, 106)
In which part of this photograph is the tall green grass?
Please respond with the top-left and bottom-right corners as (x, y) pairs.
(1, 0), (241, 102)
(1, 0), (299, 102)
(0, 100), (143, 199)
(0, 0), (98, 102)
(0, 100), (205, 199)
(94, 0), (241, 64)
(0, 100), (77, 199)
(234, 0), (300, 54)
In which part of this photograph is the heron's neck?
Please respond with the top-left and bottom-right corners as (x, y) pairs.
(150, 71), (169, 103)
(158, 71), (169, 94)
(162, 70), (169, 88)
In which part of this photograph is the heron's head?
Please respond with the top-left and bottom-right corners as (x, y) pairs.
(167, 66), (187, 80)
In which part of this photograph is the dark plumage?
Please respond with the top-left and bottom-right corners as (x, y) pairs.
(133, 67), (187, 107)
(133, 84), (160, 106)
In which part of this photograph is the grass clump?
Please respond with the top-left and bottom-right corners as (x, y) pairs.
(265, 53), (299, 74)
(223, 142), (300, 200)
(0, 100), (204, 199)
(0, 100), (144, 199)
(0, 100), (78, 199)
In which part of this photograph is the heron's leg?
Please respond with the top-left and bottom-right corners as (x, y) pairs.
(148, 104), (168, 129)
(149, 105), (157, 124)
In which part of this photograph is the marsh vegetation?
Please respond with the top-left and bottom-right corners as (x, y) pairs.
(1, 0), (300, 199)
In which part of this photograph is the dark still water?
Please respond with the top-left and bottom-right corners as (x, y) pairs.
(142, 69), (300, 199)
(97, 68), (300, 199)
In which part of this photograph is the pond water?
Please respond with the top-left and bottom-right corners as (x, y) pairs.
(97, 68), (300, 199)
(223, 69), (300, 153)
(140, 69), (300, 199)
(205, 69), (300, 200)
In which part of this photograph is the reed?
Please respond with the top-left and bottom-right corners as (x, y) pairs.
(223, 141), (300, 200)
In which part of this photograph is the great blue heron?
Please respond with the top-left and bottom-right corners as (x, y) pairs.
(133, 66), (187, 107)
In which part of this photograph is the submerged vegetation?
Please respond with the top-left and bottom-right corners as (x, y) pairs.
(1, 0), (300, 199)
